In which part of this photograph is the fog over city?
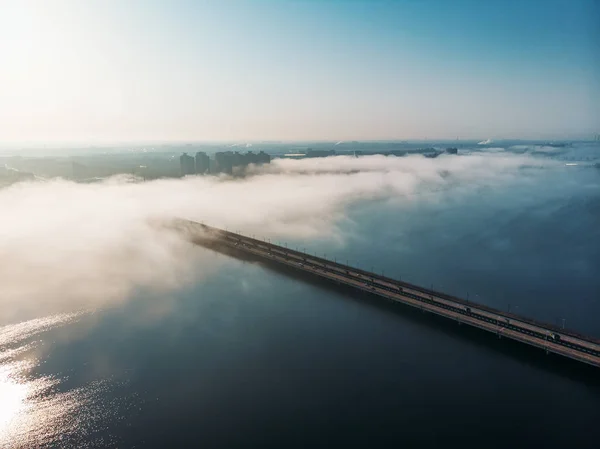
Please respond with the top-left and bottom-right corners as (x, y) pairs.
(0, 150), (563, 323)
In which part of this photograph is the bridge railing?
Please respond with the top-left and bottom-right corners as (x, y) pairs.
(183, 220), (600, 345)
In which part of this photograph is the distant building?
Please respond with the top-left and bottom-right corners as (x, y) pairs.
(175, 149), (272, 177)
(306, 149), (335, 158)
(180, 153), (195, 176)
(195, 151), (210, 174)
(215, 151), (234, 174)
(245, 151), (259, 166)
(382, 150), (407, 157)
(209, 158), (219, 174)
(257, 151), (271, 164)
(231, 152), (243, 168)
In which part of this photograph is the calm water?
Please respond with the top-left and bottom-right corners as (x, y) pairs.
(2, 144), (600, 448)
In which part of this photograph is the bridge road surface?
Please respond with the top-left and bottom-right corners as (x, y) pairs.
(183, 221), (600, 368)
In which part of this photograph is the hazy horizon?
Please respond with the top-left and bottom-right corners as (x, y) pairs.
(0, 137), (595, 152)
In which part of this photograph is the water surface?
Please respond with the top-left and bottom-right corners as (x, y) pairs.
(2, 144), (599, 448)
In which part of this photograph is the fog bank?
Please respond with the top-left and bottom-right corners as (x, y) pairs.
(0, 153), (558, 322)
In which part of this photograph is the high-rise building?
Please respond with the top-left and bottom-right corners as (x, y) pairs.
(180, 153), (195, 176)
(231, 152), (243, 168)
(195, 151), (210, 174)
(209, 158), (218, 174)
(257, 151), (271, 164)
(215, 151), (234, 174)
(244, 151), (258, 166)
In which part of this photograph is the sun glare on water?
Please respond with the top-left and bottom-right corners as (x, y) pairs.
(0, 365), (29, 438)
(0, 312), (110, 448)
(0, 356), (65, 447)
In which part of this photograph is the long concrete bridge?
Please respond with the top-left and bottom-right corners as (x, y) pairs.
(178, 220), (600, 368)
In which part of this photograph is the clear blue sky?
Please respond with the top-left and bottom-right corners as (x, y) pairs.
(0, 0), (598, 143)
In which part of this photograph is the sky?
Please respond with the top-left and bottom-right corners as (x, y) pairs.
(0, 0), (598, 144)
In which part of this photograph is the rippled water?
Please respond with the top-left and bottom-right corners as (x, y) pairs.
(1, 144), (599, 448)
(0, 313), (142, 448)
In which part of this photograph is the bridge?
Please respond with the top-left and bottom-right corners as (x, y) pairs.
(178, 220), (600, 368)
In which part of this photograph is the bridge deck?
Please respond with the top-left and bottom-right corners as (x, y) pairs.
(182, 221), (600, 368)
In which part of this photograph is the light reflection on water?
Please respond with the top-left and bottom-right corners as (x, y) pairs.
(0, 362), (29, 438)
(0, 312), (122, 448)
(0, 313), (84, 348)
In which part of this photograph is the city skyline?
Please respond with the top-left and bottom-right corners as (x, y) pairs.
(180, 149), (271, 176)
(1, 0), (598, 144)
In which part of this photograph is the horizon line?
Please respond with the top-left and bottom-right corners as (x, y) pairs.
(0, 136), (595, 149)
